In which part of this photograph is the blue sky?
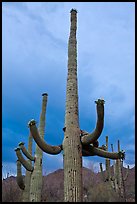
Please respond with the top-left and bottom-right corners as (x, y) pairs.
(2, 2), (135, 177)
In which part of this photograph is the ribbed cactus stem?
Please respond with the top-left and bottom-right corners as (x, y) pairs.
(30, 93), (53, 202)
(81, 99), (105, 145)
(105, 136), (110, 181)
(118, 140), (120, 152)
(22, 133), (33, 202)
(16, 160), (25, 190)
(15, 147), (34, 172)
(117, 140), (122, 188)
(124, 165), (129, 181)
(99, 163), (105, 181)
(111, 143), (119, 192)
(111, 143), (114, 152)
(19, 142), (35, 161)
(63, 9), (83, 202)
(28, 119), (61, 155)
(106, 136), (108, 150)
(106, 159), (111, 181)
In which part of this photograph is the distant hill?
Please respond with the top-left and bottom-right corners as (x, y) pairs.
(2, 166), (135, 202)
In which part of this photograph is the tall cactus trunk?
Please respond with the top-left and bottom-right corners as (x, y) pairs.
(30, 93), (47, 202)
(117, 140), (125, 201)
(63, 9), (83, 202)
(111, 144), (119, 193)
(22, 133), (33, 202)
(105, 136), (110, 181)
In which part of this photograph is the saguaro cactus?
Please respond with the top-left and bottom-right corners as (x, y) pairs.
(115, 140), (129, 201)
(99, 136), (117, 189)
(15, 133), (34, 202)
(100, 139), (129, 201)
(29, 93), (48, 202)
(28, 9), (125, 202)
(15, 93), (48, 202)
(105, 136), (111, 181)
(19, 140), (34, 202)
(62, 9), (83, 202)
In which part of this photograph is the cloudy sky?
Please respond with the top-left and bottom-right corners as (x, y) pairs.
(2, 2), (135, 177)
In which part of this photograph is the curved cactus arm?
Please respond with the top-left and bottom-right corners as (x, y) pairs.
(28, 119), (62, 155)
(82, 144), (125, 159)
(19, 142), (35, 161)
(81, 99), (105, 145)
(15, 147), (34, 172)
(82, 145), (106, 156)
(16, 160), (25, 190)
(93, 146), (125, 160)
(124, 165), (129, 181)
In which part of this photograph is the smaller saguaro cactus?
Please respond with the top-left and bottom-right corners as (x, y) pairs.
(15, 132), (34, 202)
(15, 93), (51, 202)
(100, 136), (114, 188)
(114, 140), (129, 201)
(29, 93), (49, 202)
(100, 138), (129, 201)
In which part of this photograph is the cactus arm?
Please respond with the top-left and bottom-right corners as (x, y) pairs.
(99, 163), (106, 181)
(81, 99), (105, 145)
(15, 147), (34, 172)
(16, 160), (25, 190)
(111, 143), (114, 152)
(19, 142), (35, 161)
(82, 145), (106, 156)
(28, 119), (62, 155)
(92, 146), (125, 159)
(105, 158), (111, 181)
(82, 144), (125, 159)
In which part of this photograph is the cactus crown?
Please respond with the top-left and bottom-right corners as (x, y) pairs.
(70, 8), (77, 13)
(95, 99), (105, 105)
(28, 119), (36, 127)
(18, 142), (25, 146)
(42, 93), (48, 96)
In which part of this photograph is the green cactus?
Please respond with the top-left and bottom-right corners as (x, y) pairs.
(100, 139), (129, 202)
(115, 140), (128, 201)
(81, 99), (105, 145)
(19, 142), (34, 161)
(15, 93), (48, 202)
(15, 133), (33, 202)
(16, 160), (25, 190)
(27, 9), (126, 202)
(15, 147), (34, 172)
(29, 93), (48, 202)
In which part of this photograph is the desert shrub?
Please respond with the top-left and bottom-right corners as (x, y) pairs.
(2, 176), (22, 202)
(87, 182), (120, 202)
